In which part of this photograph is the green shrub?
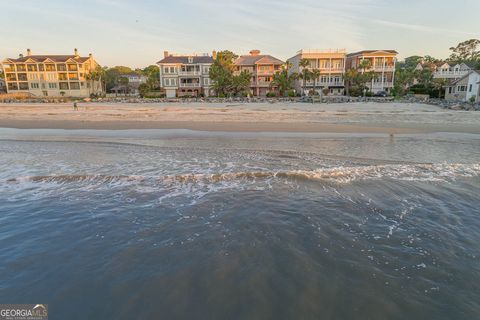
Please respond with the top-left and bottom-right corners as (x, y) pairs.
(266, 92), (277, 98)
(287, 90), (295, 97)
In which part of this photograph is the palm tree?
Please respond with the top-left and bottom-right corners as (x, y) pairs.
(271, 70), (297, 97)
(344, 69), (358, 96)
(310, 69), (321, 95)
(299, 58), (311, 96)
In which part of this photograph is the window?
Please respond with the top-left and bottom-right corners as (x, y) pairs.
(203, 66), (210, 73)
(8, 83), (18, 90)
(448, 87), (452, 94)
(48, 83), (57, 89)
(204, 78), (210, 85)
(164, 78), (177, 86)
(70, 82), (80, 90)
(188, 57), (193, 63)
(57, 64), (67, 71)
(19, 82), (29, 90)
(59, 82), (69, 90)
(469, 84), (473, 92)
(27, 64), (37, 72)
(45, 64), (56, 71)
(58, 73), (68, 80)
(30, 83), (39, 89)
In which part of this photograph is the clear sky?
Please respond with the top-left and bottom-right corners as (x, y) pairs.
(1, 0), (479, 68)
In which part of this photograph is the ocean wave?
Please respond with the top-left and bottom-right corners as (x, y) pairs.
(5, 163), (480, 186)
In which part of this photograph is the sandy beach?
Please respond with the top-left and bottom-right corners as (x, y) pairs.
(0, 102), (479, 133)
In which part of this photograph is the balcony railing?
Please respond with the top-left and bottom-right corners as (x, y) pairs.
(178, 70), (201, 76)
(306, 81), (344, 87)
(180, 83), (200, 88)
(256, 81), (272, 86)
(372, 66), (395, 72)
(433, 70), (469, 78)
(370, 81), (393, 88)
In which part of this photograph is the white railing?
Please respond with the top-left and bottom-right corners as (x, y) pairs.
(306, 82), (344, 87)
(298, 49), (346, 54)
(371, 82), (393, 88)
(433, 71), (469, 78)
(372, 66), (395, 72)
(178, 70), (201, 76)
(179, 83), (200, 88)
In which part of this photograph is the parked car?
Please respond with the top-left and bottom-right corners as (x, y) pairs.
(374, 91), (389, 97)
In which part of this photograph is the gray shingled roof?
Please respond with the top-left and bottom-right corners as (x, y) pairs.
(157, 55), (213, 64)
(234, 55), (284, 66)
(5, 55), (91, 63)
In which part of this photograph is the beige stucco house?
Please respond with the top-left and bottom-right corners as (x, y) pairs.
(234, 50), (284, 96)
(287, 49), (346, 96)
(1, 49), (103, 98)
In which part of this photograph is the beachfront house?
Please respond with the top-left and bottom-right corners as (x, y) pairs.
(1, 49), (103, 98)
(111, 73), (148, 95)
(431, 62), (474, 80)
(287, 49), (346, 96)
(157, 51), (214, 98)
(233, 50), (284, 97)
(346, 50), (398, 93)
(444, 70), (480, 102)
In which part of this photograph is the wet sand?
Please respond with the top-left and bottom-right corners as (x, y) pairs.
(0, 102), (479, 133)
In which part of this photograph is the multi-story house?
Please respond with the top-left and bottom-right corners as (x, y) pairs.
(429, 62), (474, 80)
(111, 73), (148, 95)
(346, 50), (398, 93)
(157, 51), (214, 98)
(1, 49), (103, 97)
(234, 50), (284, 96)
(287, 49), (346, 96)
(445, 70), (480, 102)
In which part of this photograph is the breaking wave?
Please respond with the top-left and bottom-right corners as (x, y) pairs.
(5, 163), (480, 186)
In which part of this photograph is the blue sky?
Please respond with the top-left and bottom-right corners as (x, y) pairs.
(1, 0), (479, 68)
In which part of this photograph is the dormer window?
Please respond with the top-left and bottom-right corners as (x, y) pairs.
(188, 57), (193, 63)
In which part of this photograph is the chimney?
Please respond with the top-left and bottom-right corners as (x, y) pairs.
(19, 53), (24, 58)
(74, 48), (79, 56)
(164, 51), (169, 58)
(89, 53), (93, 58)
(27, 48), (32, 56)
(249, 49), (261, 56)
(212, 50), (217, 60)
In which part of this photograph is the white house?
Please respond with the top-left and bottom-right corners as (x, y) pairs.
(445, 70), (480, 102)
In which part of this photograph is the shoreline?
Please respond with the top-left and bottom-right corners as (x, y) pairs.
(1, 102), (479, 134)
(2, 119), (480, 134)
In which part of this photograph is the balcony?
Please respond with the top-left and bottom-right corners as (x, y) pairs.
(306, 81), (344, 87)
(371, 81), (393, 88)
(372, 65), (395, 72)
(178, 70), (201, 76)
(433, 70), (469, 79)
(256, 70), (276, 76)
(180, 82), (200, 88)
